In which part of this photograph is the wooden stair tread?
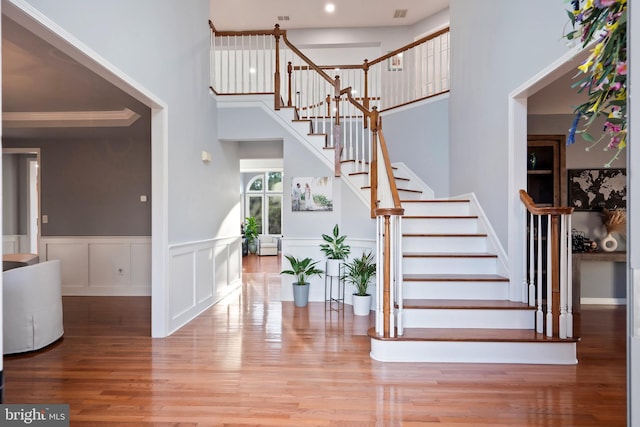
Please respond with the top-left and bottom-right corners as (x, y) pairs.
(348, 171), (368, 176)
(403, 233), (487, 237)
(403, 273), (509, 282)
(401, 299), (533, 310)
(403, 215), (479, 219)
(401, 199), (470, 203)
(368, 327), (580, 343)
(403, 252), (497, 258)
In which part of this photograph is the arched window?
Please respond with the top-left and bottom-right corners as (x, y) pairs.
(245, 172), (282, 235)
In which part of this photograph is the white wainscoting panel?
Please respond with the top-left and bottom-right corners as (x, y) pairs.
(41, 236), (151, 296)
(167, 236), (242, 335)
(196, 248), (215, 304)
(3, 235), (20, 254)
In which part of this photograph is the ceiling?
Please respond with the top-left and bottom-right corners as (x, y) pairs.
(210, 0), (450, 31)
(2, 2), (582, 141)
(1, 15), (149, 139)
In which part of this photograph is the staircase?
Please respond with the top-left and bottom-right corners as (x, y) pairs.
(369, 196), (578, 364)
(217, 93), (578, 364)
(283, 106), (579, 364)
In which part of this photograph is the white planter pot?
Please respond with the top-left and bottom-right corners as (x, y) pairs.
(352, 294), (372, 316)
(326, 259), (342, 277)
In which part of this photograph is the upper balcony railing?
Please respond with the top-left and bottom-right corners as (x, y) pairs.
(210, 22), (449, 113)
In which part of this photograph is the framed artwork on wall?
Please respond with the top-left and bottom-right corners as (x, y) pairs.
(567, 168), (626, 211)
(291, 177), (333, 212)
(388, 53), (403, 71)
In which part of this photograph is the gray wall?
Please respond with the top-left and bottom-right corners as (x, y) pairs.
(449, 0), (569, 249)
(2, 154), (19, 234)
(23, 0), (240, 243)
(2, 153), (36, 235)
(5, 134), (151, 236)
(382, 96), (450, 197)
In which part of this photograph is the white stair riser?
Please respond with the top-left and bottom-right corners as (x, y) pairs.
(403, 257), (497, 275)
(403, 218), (479, 234)
(402, 202), (471, 216)
(398, 190), (423, 201)
(401, 308), (534, 329)
(348, 174), (369, 188)
(402, 281), (509, 300)
(370, 340), (578, 364)
(402, 236), (487, 253)
(341, 162), (369, 176)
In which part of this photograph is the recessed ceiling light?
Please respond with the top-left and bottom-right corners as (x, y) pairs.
(325, 3), (335, 13)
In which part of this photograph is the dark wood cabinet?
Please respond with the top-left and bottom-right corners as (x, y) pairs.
(527, 135), (566, 207)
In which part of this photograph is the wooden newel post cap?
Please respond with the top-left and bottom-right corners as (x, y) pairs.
(375, 208), (404, 217)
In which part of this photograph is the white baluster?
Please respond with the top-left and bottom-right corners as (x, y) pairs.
(396, 215), (404, 336)
(528, 211), (535, 306)
(559, 214), (568, 339)
(536, 214), (544, 333)
(546, 214), (553, 337)
(567, 214), (574, 338)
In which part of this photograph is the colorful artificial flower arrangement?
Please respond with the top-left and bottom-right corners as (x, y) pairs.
(564, 0), (627, 167)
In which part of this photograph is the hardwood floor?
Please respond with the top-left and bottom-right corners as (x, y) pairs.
(3, 254), (626, 426)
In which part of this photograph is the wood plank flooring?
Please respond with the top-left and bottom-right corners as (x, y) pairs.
(3, 254), (626, 426)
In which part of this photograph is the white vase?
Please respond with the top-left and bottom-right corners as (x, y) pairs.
(326, 259), (342, 277)
(352, 294), (372, 316)
(601, 233), (618, 252)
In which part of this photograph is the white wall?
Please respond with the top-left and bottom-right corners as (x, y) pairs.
(14, 0), (242, 336)
(22, 0), (239, 243)
(449, 0), (569, 249)
(412, 8), (450, 37)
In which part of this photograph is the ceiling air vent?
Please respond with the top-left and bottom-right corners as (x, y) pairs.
(278, 16), (290, 21)
(393, 9), (407, 19)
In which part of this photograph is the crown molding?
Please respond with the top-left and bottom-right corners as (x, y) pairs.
(2, 108), (141, 128)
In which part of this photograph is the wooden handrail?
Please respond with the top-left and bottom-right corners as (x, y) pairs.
(377, 129), (402, 210)
(367, 27), (450, 67)
(340, 88), (402, 214)
(281, 34), (335, 87)
(519, 190), (574, 216)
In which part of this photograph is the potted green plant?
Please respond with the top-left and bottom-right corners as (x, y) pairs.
(244, 216), (259, 254)
(342, 251), (376, 315)
(319, 224), (351, 276)
(280, 254), (323, 307)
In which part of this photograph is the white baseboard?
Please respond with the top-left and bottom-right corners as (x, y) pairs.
(581, 297), (627, 305)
